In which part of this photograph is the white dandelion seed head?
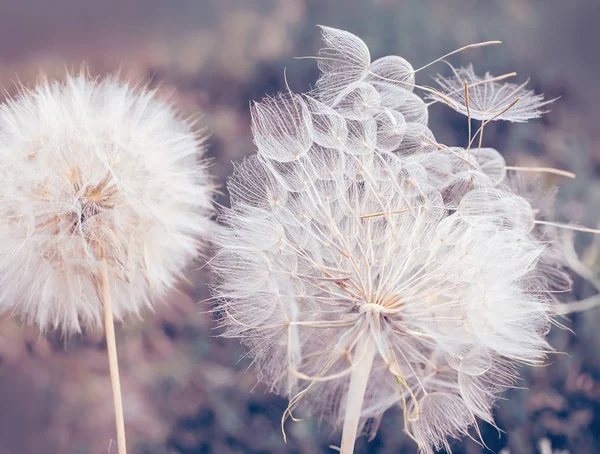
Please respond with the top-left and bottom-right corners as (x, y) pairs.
(214, 27), (565, 453)
(0, 74), (213, 333)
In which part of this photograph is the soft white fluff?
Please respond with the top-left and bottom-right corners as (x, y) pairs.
(429, 64), (554, 122)
(214, 27), (564, 453)
(0, 75), (212, 333)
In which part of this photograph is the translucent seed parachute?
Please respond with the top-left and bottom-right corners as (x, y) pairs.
(213, 26), (573, 454)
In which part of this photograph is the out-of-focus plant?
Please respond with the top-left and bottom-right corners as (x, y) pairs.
(0, 74), (213, 454)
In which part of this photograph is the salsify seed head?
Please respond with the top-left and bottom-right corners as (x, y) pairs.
(0, 74), (213, 333)
(213, 27), (568, 453)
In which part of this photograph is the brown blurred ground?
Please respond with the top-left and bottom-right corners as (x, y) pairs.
(0, 0), (599, 453)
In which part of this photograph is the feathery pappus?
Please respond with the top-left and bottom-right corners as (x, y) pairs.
(0, 74), (213, 334)
(213, 26), (580, 453)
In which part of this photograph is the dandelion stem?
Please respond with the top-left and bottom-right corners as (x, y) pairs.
(100, 261), (127, 454)
(340, 336), (375, 454)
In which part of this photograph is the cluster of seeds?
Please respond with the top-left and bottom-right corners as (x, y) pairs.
(214, 27), (571, 453)
(0, 76), (212, 333)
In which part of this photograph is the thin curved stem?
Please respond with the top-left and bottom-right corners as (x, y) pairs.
(100, 261), (127, 454)
(467, 97), (521, 150)
(535, 220), (600, 235)
(414, 41), (502, 73)
(505, 166), (576, 179)
(465, 81), (472, 161)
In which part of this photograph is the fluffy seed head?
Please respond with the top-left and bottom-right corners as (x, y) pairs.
(214, 27), (567, 453)
(0, 74), (212, 333)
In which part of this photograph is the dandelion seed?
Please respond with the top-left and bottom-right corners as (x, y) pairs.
(214, 27), (582, 454)
(313, 26), (372, 104)
(429, 64), (554, 122)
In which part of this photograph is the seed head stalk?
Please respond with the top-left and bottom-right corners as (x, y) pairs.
(100, 259), (127, 454)
(340, 336), (375, 454)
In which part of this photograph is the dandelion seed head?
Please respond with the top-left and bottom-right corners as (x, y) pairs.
(214, 27), (567, 453)
(0, 74), (212, 333)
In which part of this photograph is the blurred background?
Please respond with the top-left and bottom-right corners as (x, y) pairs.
(0, 0), (599, 453)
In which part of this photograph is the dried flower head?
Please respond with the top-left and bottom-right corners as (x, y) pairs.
(213, 27), (574, 453)
(0, 74), (212, 333)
